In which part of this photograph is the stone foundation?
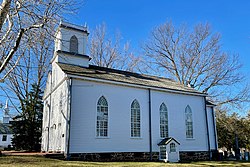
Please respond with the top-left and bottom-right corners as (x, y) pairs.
(69, 152), (159, 161)
(64, 151), (209, 162)
(180, 151), (209, 161)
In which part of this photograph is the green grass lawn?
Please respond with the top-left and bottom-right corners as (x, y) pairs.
(0, 156), (250, 167)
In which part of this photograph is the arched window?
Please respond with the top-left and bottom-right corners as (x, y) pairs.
(160, 103), (168, 138)
(185, 105), (193, 138)
(131, 99), (140, 137)
(170, 143), (176, 152)
(70, 35), (78, 53)
(96, 96), (108, 137)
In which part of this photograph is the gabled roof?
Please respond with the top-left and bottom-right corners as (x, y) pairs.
(57, 63), (206, 96)
(0, 123), (12, 134)
(158, 137), (180, 146)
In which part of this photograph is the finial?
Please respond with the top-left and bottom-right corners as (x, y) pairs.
(4, 99), (9, 115)
(83, 22), (88, 31)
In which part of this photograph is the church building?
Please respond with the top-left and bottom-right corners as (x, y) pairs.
(41, 21), (218, 162)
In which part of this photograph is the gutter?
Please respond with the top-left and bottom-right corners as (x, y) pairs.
(148, 89), (152, 161)
(47, 71), (52, 152)
(211, 107), (218, 150)
(204, 97), (211, 160)
(66, 78), (73, 160)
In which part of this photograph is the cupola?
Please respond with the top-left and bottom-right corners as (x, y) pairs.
(53, 21), (90, 67)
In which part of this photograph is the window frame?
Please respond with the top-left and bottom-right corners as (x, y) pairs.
(2, 135), (7, 142)
(160, 103), (168, 138)
(69, 35), (78, 53)
(96, 96), (109, 138)
(185, 105), (194, 139)
(159, 146), (167, 160)
(131, 99), (141, 138)
(170, 143), (176, 152)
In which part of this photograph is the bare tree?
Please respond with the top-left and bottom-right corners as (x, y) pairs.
(143, 21), (249, 107)
(0, 29), (53, 113)
(89, 23), (141, 72)
(0, 0), (79, 80)
(0, 0), (81, 114)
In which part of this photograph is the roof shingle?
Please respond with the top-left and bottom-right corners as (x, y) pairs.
(57, 63), (205, 96)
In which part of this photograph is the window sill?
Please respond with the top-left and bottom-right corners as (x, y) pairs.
(186, 138), (195, 140)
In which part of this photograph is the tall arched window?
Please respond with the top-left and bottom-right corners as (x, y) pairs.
(97, 96), (108, 137)
(160, 103), (168, 138)
(131, 99), (140, 137)
(70, 35), (78, 53)
(185, 105), (193, 138)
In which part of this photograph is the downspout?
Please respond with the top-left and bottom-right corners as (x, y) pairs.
(204, 97), (211, 160)
(47, 70), (52, 152)
(66, 78), (73, 160)
(148, 89), (152, 161)
(211, 107), (218, 150)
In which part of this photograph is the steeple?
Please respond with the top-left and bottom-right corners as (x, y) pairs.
(3, 99), (10, 124)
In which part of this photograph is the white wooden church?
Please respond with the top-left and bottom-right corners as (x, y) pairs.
(41, 22), (218, 162)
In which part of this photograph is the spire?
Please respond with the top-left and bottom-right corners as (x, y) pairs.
(4, 99), (9, 115)
(83, 22), (88, 31)
(3, 99), (10, 123)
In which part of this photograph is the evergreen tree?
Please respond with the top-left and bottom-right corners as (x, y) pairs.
(216, 110), (250, 150)
(11, 83), (43, 151)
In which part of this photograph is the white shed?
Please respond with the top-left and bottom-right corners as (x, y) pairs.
(158, 137), (180, 162)
(0, 124), (13, 149)
(0, 100), (13, 150)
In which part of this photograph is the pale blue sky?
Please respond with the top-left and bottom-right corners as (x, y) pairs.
(69, 0), (250, 81)
(67, 0), (250, 115)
